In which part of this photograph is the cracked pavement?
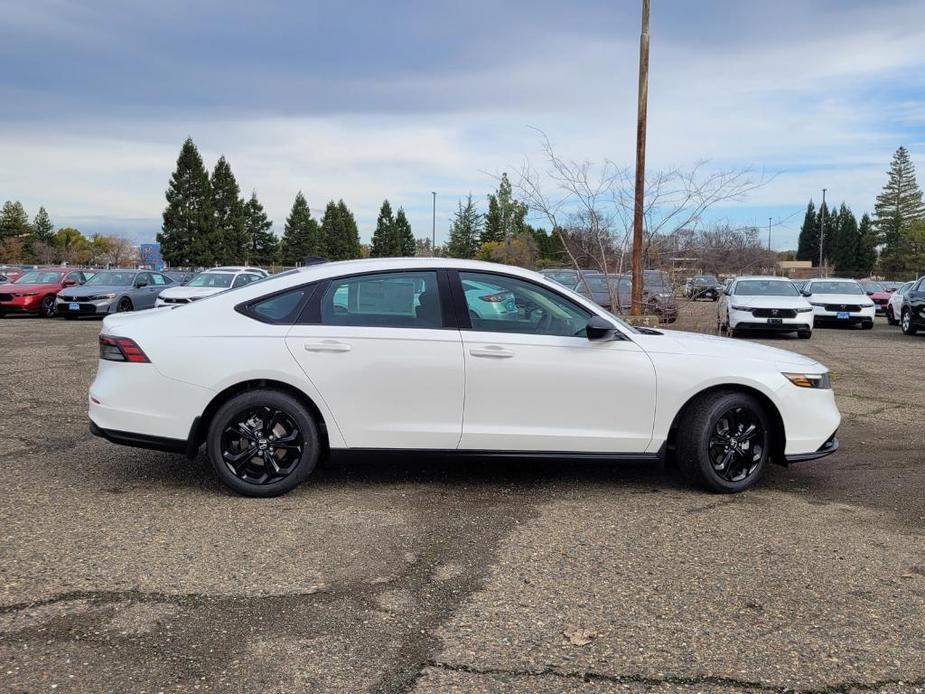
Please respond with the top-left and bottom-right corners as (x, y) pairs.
(1, 303), (923, 693)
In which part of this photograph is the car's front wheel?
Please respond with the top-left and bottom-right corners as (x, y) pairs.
(207, 389), (320, 497)
(797, 329), (812, 339)
(675, 390), (771, 493)
(901, 308), (918, 335)
(40, 295), (56, 318)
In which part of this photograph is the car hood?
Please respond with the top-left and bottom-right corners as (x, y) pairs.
(0, 282), (60, 292)
(157, 286), (225, 299)
(63, 285), (127, 296)
(727, 295), (810, 309)
(633, 329), (822, 370)
(807, 293), (872, 305)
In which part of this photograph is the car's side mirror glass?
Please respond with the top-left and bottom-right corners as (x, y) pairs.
(802, 289), (811, 296)
(135, 281), (148, 288)
(586, 315), (618, 341)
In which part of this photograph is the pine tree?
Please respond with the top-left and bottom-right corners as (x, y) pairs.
(320, 200), (360, 261)
(279, 192), (322, 265)
(830, 203), (858, 274)
(159, 138), (215, 267)
(855, 213), (878, 275)
(393, 207), (415, 256)
(210, 155), (247, 264)
(32, 206), (54, 242)
(874, 146), (925, 256)
(243, 192), (277, 265)
(816, 201), (837, 268)
(0, 201), (31, 240)
(447, 194), (483, 258)
(796, 200), (818, 263)
(481, 173), (527, 245)
(369, 200), (395, 257)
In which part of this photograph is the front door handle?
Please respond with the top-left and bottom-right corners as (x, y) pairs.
(469, 346), (514, 358)
(304, 341), (351, 353)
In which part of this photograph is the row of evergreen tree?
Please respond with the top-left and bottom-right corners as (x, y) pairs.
(0, 201), (57, 261)
(796, 146), (925, 275)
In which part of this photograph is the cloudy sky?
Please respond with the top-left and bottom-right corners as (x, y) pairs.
(2, 0), (924, 249)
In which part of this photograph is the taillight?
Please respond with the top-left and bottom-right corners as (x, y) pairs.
(99, 335), (150, 363)
(479, 292), (510, 303)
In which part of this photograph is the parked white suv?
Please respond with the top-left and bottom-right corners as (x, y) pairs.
(801, 278), (875, 330)
(155, 268), (265, 307)
(718, 276), (813, 338)
(89, 258), (840, 497)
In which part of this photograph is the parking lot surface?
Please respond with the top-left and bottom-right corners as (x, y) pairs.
(1, 303), (923, 693)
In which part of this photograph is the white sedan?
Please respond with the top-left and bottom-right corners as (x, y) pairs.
(718, 276), (813, 338)
(801, 278), (876, 329)
(886, 281), (914, 326)
(88, 258), (841, 497)
(155, 268), (264, 307)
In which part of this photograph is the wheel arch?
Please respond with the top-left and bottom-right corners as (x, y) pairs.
(663, 384), (786, 466)
(188, 379), (330, 459)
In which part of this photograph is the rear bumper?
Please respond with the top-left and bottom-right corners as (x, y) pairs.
(785, 432), (839, 463)
(90, 419), (201, 458)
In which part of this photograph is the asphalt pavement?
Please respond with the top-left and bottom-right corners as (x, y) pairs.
(0, 304), (923, 693)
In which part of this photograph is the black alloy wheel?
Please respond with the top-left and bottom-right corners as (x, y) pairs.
(117, 298), (133, 312)
(207, 389), (320, 497)
(40, 295), (56, 318)
(901, 308), (918, 335)
(220, 406), (304, 485)
(706, 406), (766, 483)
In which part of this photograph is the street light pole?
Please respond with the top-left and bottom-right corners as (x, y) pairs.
(431, 192), (437, 256)
(630, 0), (650, 316)
(819, 188), (827, 273)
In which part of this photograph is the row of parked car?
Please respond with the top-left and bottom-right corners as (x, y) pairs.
(0, 266), (270, 318)
(718, 275), (925, 339)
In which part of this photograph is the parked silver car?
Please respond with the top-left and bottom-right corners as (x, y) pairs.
(56, 270), (174, 317)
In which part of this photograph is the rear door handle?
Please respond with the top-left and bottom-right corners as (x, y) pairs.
(469, 346), (514, 358)
(304, 341), (351, 353)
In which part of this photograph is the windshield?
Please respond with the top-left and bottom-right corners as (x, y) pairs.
(734, 280), (799, 296)
(809, 281), (865, 295)
(16, 271), (64, 284)
(85, 271), (134, 286)
(543, 270), (579, 286)
(693, 275), (718, 284)
(188, 272), (235, 288)
(858, 280), (884, 293)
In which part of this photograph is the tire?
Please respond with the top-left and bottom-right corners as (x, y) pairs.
(675, 390), (771, 493)
(797, 330), (812, 339)
(886, 307), (897, 326)
(861, 321), (873, 330)
(117, 297), (133, 312)
(40, 295), (56, 318)
(207, 389), (320, 497)
(901, 308), (918, 335)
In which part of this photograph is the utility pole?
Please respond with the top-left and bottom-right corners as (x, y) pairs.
(431, 192), (437, 256)
(630, 0), (650, 316)
(819, 187), (827, 273)
(768, 217), (772, 251)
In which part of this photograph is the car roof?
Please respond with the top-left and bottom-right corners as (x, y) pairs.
(733, 275), (794, 282)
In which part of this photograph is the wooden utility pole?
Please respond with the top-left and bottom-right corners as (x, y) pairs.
(631, 0), (650, 316)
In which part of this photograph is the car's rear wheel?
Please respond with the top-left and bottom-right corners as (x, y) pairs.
(207, 389), (320, 497)
(675, 390), (771, 493)
(117, 297), (133, 312)
(901, 308), (918, 335)
(40, 295), (56, 318)
(797, 329), (811, 339)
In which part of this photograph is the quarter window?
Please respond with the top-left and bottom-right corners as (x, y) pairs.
(320, 271), (442, 328)
(459, 272), (590, 337)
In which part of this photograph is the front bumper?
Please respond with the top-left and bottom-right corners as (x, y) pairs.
(56, 298), (115, 315)
(0, 296), (43, 313)
(811, 305), (875, 325)
(785, 431), (839, 463)
(729, 309), (813, 332)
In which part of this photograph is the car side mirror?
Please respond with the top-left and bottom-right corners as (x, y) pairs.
(801, 289), (811, 297)
(586, 315), (619, 341)
(135, 280), (148, 288)
(62, 279), (77, 287)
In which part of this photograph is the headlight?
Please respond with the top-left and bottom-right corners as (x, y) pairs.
(730, 304), (751, 311)
(13, 292), (38, 297)
(90, 293), (117, 300)
(861, 302), (874, 308)
(795, 307), (813, 313)
(782, 372), (831, 389)
(809, 301), (826, 307)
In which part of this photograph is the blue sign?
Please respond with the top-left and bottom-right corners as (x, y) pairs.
(140, 243), (163, 271)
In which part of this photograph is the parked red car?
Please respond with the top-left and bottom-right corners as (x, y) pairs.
(858, 280), (892, 315)
(0, 268), (90, 318)
(0, 266), (24, 284)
